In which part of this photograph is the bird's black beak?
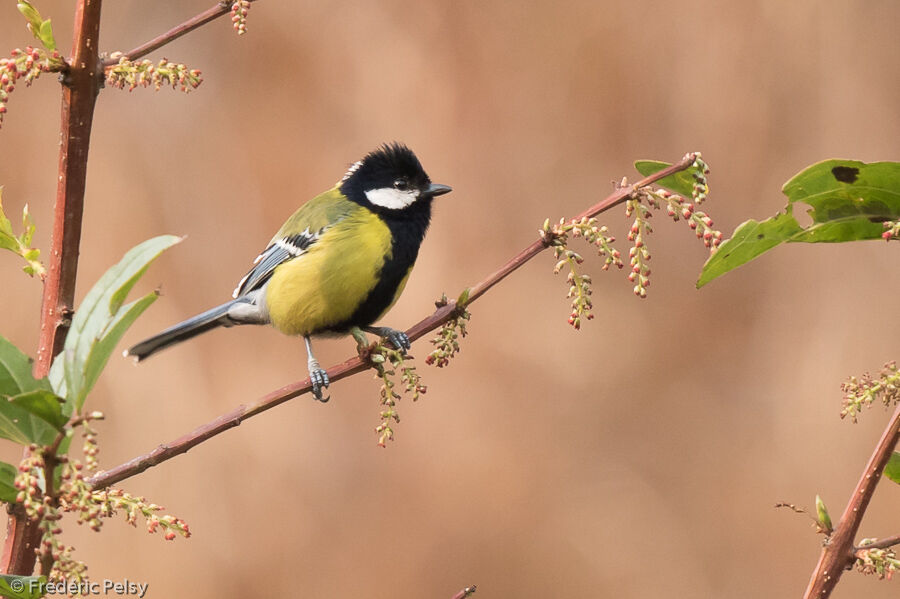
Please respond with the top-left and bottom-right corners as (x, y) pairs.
(424, 183), (452, 197)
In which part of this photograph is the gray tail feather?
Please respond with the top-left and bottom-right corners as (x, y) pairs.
(125, 300), (239, 362)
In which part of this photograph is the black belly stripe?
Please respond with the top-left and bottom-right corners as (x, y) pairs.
(329, 203), (431, 332)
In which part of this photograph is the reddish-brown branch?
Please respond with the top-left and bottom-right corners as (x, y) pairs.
(87, 153), (699, 491)
(855, 534), (900, 552)
(803, 402), (900, 598)
(100, 1), (256, 67)
(450, 586), (477, 599)
(2, 0), (104, 576)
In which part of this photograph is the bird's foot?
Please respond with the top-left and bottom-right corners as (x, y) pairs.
(308, 360), (330, 402)
(365, 326), (411, 352)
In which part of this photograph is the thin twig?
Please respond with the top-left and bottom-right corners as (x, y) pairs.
(803, 402), (900, 598)
(100, 1), (256, 67)
(2, 0), (104, 576)
(87, 154), (699, 491)
(450, 585), (477, 599)
(856, 534), (900, 552)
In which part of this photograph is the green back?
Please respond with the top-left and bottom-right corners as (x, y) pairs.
(272, 186), (355, 242)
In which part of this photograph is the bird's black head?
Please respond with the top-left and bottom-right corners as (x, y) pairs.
(339, 143), (452, 215)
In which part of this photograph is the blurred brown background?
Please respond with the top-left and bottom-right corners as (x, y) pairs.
(1, 1), (900, 597)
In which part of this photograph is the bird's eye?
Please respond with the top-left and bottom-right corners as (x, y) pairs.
(393, 178), (409, 191)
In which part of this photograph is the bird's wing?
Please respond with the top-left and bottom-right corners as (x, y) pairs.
(232, 187), (354, 298)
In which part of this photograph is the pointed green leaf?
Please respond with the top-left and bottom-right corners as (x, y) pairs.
(17, 1), (55, 52)
(634, 160), (696, 198)
(54, 235), (181, 413)
(0, 574), (47, 599)
(81, 291), (159, 405)
(36, 19), (55, 52)
(697, 212), (804, 288)
(16, 2), (42, 31)
(0, 461), (19, 503)
(698, 160), (900, 287)
(20, 205), (35, 247)
(884, 452), (900, 486)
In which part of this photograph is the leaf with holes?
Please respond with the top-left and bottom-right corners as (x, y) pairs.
(698, 160), (900, 287)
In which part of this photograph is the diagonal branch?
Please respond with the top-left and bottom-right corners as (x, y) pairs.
(100, 1), (257, 67)
(803, 402), (900, 598)
(87, 153), (700, 491)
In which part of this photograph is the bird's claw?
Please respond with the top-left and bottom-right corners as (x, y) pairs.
(385, 330), (411, 352)
(309, 366), (330, 402)
(360, 326), (411, 353)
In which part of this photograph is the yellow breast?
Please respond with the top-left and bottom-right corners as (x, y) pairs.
(265, 209), (392, 336)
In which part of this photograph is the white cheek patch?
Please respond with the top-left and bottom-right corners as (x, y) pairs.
(365, 187), (419, 210)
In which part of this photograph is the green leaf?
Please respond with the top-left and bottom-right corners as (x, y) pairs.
(81, 292), (159, 405)
(0, 337), (61, 445)
(634, 160), (697, 198)
(884, 452), (900, 486)
(697, 213), (803, 288)
(47, 354), (64, 403)
(0, 574), (47, 599)
(20, 205), (34, 247)
(0, 190), (45, 279)
(782, 160), (900, 241)
(0, 188), (18, 252)
(0, 462), (18, 503)
(815, 494), (832, 533)
(36, 19), (55, 52)
(697, 159), (900, 287)
(456, 287), (470, 306)
(17, 1), (55, 52)
(16, 2), (42, 31)
(8, 390), (66, 430)
(52, 235), (181, 413)
(0, 398), (59, 446)
(0, 336), (50, 398)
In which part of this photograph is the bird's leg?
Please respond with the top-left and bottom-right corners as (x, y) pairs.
(363, 326), (411, 352)
(304, 336), (330, 402)
(350, 326), (370, 352)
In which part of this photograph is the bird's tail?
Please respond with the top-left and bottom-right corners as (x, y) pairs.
(125, 300), (241, 362)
